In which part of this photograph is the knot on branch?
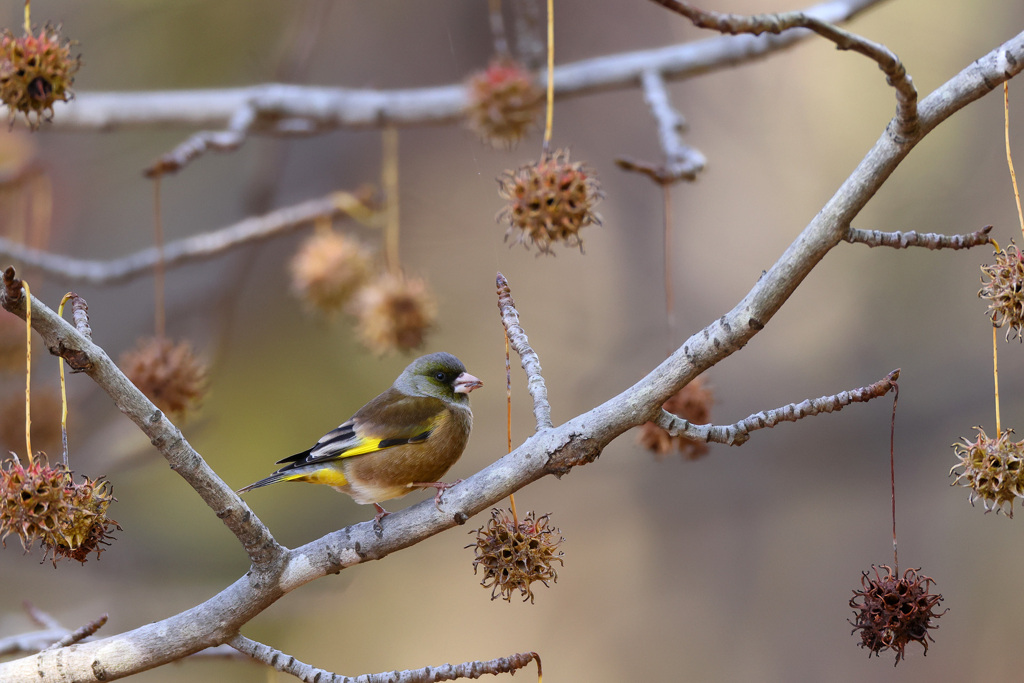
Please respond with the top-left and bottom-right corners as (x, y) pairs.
(548, 435), (602, 476)
(3, 266), (23, 307)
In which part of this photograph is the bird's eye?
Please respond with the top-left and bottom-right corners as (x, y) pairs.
(434, 371), (447, 382)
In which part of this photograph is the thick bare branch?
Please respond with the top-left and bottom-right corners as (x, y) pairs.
(649, 0), (917, 135)
(230, 634), (541, 683)
(845, 224), (994, 249)
(658, 369), (899, 446)
(496, 273), (552, 431)
(18, 0), (883, 132)
(0, 268), (283, 567)
(0, 191), (376, 285)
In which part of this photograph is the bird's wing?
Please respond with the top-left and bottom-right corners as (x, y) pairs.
(274, 388), (448, 469)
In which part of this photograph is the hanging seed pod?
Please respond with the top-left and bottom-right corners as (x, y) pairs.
(497, 149), (603, 255)
(849, 565), (945, 664)
(0, 25), (80, 128)
(468, 508), (564, 603)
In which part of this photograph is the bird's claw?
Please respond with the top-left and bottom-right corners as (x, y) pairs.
(413, 480), (463, 511)
(372, 503), (390, 534)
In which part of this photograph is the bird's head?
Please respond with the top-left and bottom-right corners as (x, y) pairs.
(400, 352), (483, 403)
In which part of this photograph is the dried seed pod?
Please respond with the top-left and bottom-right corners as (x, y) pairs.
(637, 378), (714, 460)
(121, 337), (207, 419)
(46, 473), (119, 565)
(290, 230), (373, 315)
(497, 149), (603, 255)
(849, 565), (945, 664)
(979, 243), (1024, 340)
(0, 25), (81, 128)
(0, 454), (118, 564)
(0, 454), (69, 552)
(468, 508), (564, 603)
(950, 426), (1024, 516)
(350, 271), (437, 354)
(465, 59), (543, 148)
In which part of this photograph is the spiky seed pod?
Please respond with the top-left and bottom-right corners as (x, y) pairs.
(468, 508), (564, 603)
(0, 25), (81, 128)
(0, 454), (68, 551)
(496, 149), (603, 255)
(290, 230), (374, 315)
(46, 474), (119, 565)
(465, 59), (544, 148)
(121, 337), (207, 419)
(949, 426), (1024, 516)
(849, 565), (945, 665)
(979, 244), (1024, 341)
(350, 271), (437, 354)
(637, 378), (714, 460)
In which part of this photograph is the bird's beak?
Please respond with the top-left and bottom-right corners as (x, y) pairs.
(453, 372), (483, 394)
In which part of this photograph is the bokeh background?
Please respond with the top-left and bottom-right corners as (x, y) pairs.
(1, 0), (1023, 681)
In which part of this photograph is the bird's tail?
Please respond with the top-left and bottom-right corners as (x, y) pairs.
(236, 472), (292, 494)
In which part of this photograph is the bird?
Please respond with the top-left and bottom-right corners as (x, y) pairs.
(238, 352), (483, 524)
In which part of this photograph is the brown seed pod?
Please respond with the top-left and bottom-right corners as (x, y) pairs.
(979, 243), (1024, 340)
(350, 271), (437, 354)
(637, 378), (714, 460)
(468, 508), (564, 603)
(950, 426), (1024, 516)
(0, 25), (81, 128)
(121, 337), (207, 419)
(849, 565), (945, 665)
(497, 149), (603, 255)
(290, 230), (373, 315)
(465, 59), (544, 148)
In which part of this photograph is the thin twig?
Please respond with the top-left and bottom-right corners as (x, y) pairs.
(657, 369), (900, 446)
(844, 224), (993, 249)
(615, 69), (706, 184)
(144, 105), (257, 178)
(648, 0), (917, 136)
(22, 602), (61, 631)
(26, 0), (884, 132)
(229, 634), (541, 683)
(0, 192), (377, 285)
(496, 272), (552, 431)
(41, 615), (108, 652)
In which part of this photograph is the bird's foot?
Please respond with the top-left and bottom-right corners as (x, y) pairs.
(413, 480), (463, 511)
(372, 503), (391, 534)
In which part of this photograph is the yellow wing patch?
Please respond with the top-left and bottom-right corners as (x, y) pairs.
(285, 467), (349, 488)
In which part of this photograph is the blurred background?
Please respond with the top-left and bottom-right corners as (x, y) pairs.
(0, 0), (1023, 681)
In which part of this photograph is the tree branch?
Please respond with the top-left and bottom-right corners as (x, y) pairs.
(0, 191), (376, 285)
(496, 273), (552, 431)
(614, 68), (707, 184)
(845, 224), (994, 249)
(649, 0), (917, 135)
(230, 634), (541, 683)
(0, 267), (283, 568)
(14, 0), (884, 132)
(659, 369), (899, 446)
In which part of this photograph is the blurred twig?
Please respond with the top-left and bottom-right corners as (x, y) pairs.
(23, 0), (884, 132)
(0, 191), (376, 285)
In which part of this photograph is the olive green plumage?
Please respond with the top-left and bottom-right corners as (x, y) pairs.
(238, 352), (482, 517)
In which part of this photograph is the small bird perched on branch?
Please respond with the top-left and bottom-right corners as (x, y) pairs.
(238, 352), (483, 523)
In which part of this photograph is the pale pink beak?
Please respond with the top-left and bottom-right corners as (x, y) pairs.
(454, 372), (483, 394)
